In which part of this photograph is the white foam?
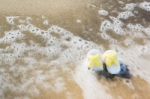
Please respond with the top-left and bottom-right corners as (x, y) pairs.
(98, 10), (109, 16)
(139, 1), (150, 12)
(2, 13), (150, 99)
(117, 11), (134, 20)
(0, 53), (16, 65)
(0, 30), (24, 44)
(127, 23), (144, 32)
(123, 3), (137, 11)
(0, 16), (103, 98)
(6, 16), (19, 24)
(100, 16), (125, 35)
(18, 24), (28, 31)
(110, 16), (125, 35)
(23, 57), (37, 65)
(100, 20), (112, 33)
(99, 2), (150, 37)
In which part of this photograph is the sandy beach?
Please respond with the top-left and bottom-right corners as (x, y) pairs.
(0, 0), (150, 99)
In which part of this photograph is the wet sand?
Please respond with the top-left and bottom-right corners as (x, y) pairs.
(0, 0), (150, 99)
(99, 76), (150, 99)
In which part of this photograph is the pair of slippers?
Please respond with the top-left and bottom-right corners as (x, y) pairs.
(86, 49), (131, 79)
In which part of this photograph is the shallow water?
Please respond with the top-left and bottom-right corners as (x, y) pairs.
(0, 0), (150, 99)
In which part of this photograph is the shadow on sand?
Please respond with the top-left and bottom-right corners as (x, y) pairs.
(96, 63), (132, 80)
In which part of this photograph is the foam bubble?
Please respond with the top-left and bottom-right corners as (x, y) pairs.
(99, 2), (150, 37)
(110, 16), (123, 26)
(139, 1), (150, 12)
(117, 11), (134, 20)
(6, 16), (19, 25)
(45, 46), (61, 59)
(18, 24), (28, 31)
(98, 10), (109, 16)
(0, 53), (16, 65)
(100, 20), (112, 33)
(127, 23), (144, 32)
(123, 3), (137, 11)
(0, 30), (24, 44)
(100, 17), (125, 35)
(110, 16), (125, 35)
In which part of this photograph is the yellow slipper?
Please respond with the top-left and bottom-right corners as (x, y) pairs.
(87, 49), (103, 71)
(103, 50), (121, 74)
